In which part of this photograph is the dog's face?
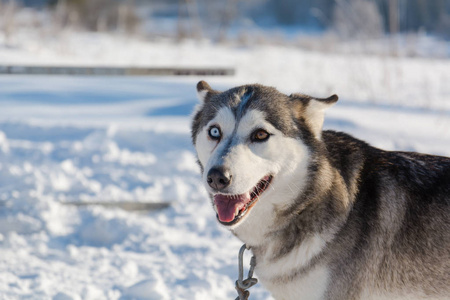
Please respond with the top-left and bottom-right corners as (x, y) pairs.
(191, 81), (337, 238)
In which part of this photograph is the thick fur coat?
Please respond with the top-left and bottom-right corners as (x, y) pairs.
(191, 81), (450, 300)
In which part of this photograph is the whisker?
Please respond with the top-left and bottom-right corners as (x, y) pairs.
(287, 184), (296, 196)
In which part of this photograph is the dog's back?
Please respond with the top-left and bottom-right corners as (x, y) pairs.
(323, 131), (450, 299)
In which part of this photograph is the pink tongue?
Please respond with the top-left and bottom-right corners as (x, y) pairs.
(214, 193), (250, 223)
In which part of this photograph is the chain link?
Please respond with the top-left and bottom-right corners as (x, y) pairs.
(235, 244), (258, 300)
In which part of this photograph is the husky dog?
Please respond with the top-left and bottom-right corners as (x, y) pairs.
(191, 81), (450, 300)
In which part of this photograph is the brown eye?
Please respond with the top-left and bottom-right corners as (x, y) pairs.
(252, 129), (270, 142)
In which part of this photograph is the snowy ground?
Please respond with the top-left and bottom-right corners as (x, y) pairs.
(0, 31), (450, 300)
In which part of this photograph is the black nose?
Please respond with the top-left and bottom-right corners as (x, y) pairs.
(207, 167), (232, 191)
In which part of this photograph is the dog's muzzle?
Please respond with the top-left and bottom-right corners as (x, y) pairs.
(212, 175), (273, 226)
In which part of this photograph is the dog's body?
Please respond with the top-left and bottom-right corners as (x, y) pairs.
(191, 81), (450, 300)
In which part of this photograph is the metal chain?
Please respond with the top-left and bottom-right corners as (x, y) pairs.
(235, 244), (258, 300)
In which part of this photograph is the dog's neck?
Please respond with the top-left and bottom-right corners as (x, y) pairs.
(232, 151), (354, 263)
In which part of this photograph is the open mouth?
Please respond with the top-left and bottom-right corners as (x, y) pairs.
(213, 175), (273, 226)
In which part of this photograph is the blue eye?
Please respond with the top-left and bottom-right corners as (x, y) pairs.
(208, 126), (221, 140)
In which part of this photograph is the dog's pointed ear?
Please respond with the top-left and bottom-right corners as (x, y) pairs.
(196, 80), (215, 103)
(290, 93), (338, 139)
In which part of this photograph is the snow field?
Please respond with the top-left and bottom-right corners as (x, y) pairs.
(1, 29), (449, 109)
(1, 75), (449, 299)
(0, 30), (449, 299)
(0, 129), (239, 299)
(0, 76), (275, 299)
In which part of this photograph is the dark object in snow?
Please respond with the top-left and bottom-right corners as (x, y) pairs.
(0, 65), (235, 77)
(62, 201), (171, 211)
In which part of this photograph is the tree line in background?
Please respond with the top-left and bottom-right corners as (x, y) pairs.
(2, 0), (450, 39)
(264, 0), (449, 35)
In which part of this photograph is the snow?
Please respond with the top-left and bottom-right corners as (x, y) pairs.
(0, 30), (450, 299)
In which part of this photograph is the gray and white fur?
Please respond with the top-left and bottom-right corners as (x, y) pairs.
(191, 81), (450, 300)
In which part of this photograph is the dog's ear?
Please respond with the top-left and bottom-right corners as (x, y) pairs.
(196, 80), (215, 103)
(290, 93), (338, 139)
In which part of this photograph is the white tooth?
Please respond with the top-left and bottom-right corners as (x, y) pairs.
(235, 207), (240, 216)
(213, 204), (218, 213)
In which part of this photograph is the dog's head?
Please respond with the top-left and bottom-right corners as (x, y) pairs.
(191, 81), (337, 235)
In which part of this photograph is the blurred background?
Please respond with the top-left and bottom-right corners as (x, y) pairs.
(0, 1), (449, 299)
(1, 0), (450, 55)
